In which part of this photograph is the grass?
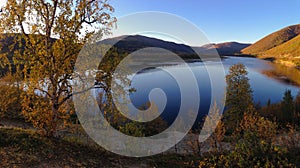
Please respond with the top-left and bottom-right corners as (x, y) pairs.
(263, 34), (300, 58)
(1, 126), (300, 167)
(0, 127), (203, 167)
(0, 127), (105, 167)
(0, 127), (138, 167)
(1, 118), (299, 167)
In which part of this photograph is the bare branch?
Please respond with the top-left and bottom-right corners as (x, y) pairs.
(48, 0), (58, 37)
(58, 84), (103, 107)
(34, 88), (51, 98)
(83, 19), (97, 24)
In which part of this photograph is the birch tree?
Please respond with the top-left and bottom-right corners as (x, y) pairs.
(0, 0), (116, 136)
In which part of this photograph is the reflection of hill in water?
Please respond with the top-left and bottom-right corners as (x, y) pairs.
(262, 62), (300, 86)
(134, 62), (196, 74)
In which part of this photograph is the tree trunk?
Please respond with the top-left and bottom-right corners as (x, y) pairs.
(49, 96), (59, 137)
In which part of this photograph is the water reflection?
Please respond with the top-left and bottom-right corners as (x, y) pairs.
(262, 62), (300, 86)
(127, 57), (300, 125)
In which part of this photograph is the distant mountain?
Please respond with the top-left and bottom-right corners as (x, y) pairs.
(195, 42), (251, 56)
(100, 35), (200, 59)
(0, 34), (251, 72)
(242, 24), (300, 55)
(214, 42), (251, 55)
(101, 35), (250, 58)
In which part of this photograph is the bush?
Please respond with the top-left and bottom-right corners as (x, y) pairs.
(0, 84), (22, 119)
(198, 112), (296, 167)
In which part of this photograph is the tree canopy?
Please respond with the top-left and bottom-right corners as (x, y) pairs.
(0, 0), (116, 136)
(224, 63), (253, 132)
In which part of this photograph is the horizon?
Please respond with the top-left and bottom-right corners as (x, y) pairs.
(102, 33), (253, 47)
(110, 0), (300, 45)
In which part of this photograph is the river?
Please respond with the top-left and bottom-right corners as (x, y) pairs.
(124, 56), (300, 124)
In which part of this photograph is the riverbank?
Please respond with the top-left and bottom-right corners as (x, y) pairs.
(273, 59), (300, 70)
(233, 54), (300, 86)
(253, 53), (300, 69)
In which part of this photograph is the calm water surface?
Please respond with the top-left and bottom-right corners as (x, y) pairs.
(127, 56), (300, 124)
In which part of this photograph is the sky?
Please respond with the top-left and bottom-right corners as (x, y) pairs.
(0, 0), (299, 46)
(110, 0), (300, 45)
(0, 0), (5, 5)
(0, 0), (6, 8)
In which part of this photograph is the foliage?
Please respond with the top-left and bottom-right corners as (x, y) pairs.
(0, 85), (22, 118)
(198, 112), (296, 168)
(0, 74), (22, 119)
(295, 92), (300, 126)
(228, 112), (293, 167)
(234, 111), (277, 145)
(118, 101), (168, 137)
(201, 102), (225, 153)
(260, 103), (281, 122)
(93, 48), (168, 137)
(94, 48), (133, 129)
(282, 124), (300, 149)
(224, 63), (253, 132)
(280, 90), (295, 124)
(119, 121), (145, 137)
(0, 0), (116, 137)
(21, 92), (75, 135)
(260, 90), (299, 127)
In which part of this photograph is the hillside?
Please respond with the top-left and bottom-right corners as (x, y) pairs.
(242, 24), (300, 55)
(101, 35), (250, 58)
(100, 35), (199, 59)
(262, 34), (300, 66)
(263, 34), (300, 57)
